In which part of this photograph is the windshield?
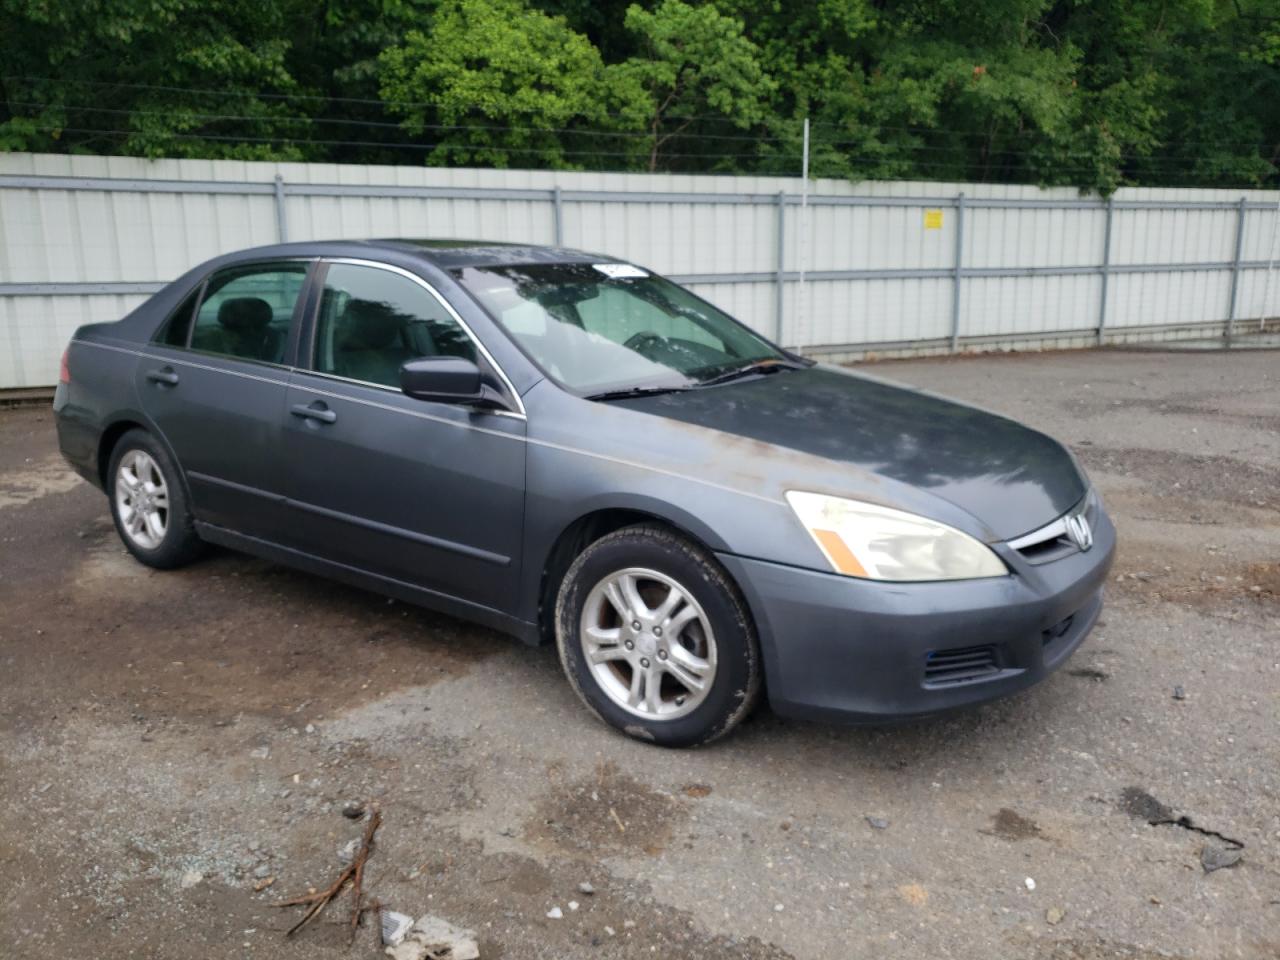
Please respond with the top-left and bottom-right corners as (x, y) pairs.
(453, 262), (787, 395)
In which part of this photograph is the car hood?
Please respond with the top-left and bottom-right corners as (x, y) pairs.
(612, 364), (1086, 541)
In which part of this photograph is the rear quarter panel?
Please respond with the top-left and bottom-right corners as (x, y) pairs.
(55, 330), (149, 487)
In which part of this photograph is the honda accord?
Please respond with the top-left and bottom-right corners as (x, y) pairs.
(54, 240), (1115, 746)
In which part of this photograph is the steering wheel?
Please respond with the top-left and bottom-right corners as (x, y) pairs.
(624, 331), (667, 356)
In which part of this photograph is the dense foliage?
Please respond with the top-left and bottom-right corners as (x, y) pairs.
(2, 0), (1277, 191)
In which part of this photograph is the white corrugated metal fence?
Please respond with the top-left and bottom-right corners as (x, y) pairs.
(2, 152), (1278, 389)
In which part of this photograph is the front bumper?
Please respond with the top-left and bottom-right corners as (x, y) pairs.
(718, 506), (1116, 724)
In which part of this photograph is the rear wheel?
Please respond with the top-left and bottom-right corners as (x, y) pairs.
(555, 524), (761, 747)
(107, 429), (204, 569)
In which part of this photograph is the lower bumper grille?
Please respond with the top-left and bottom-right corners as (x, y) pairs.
(923, 645), (1000, 686)
(1042, 614), (1075, 646)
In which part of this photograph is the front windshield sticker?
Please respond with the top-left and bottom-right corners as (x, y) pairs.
(592, 263), (650, 279)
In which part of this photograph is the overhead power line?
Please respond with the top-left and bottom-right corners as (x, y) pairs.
(21, 123), (1253, 180)
(7, 100), (1268, 168)
(7, 75), (1277, 156)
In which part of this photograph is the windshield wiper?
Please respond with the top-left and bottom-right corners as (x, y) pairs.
(696, 359), (803, 387)
(584, 385), (692, 402)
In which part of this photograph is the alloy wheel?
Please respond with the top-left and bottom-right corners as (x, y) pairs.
(115, 449), (169, 550)
(579, 567), (718, 721)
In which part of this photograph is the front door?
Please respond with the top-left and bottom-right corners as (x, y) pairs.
(281, 260), (526, 615)
(136, 260), (311, 541)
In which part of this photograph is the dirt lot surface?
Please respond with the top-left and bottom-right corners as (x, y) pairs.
(2, 348), (1277, 959)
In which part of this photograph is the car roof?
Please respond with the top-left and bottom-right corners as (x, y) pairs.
(218, 238), (621, 271)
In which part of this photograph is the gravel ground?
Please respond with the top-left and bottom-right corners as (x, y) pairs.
(1, 347), (1277, 960)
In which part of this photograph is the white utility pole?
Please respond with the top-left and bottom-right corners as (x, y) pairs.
(1261, 194), (1280, 333)
(797, 117), (810, 344)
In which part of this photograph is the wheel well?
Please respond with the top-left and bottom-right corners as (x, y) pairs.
(537, 509), (700, 645)
(97, 420), (145, 487)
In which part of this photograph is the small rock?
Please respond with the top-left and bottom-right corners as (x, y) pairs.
(1046, 906), (1065, 925)
(1024, 877), (1036, 891)
(865, 816), (890, 830)
(385, 915), (479, 960)
(380, 911), (415, 947)
(253, 864), (272, 879)
(342, 801), (366, 820)
(604, 925), (617, 937)
(252, 876), (275, 892)
(546, 906), (563, 920)
(773, 903), (784, 912)
(568, 900), (579, 912)
(1200, 845), (1243, 873)
(249, 745), (270, 760)
(180, 869), (204, 889)
(1173, 685), (1186, 701)
(305, 723), (316, 734)
(247, 840), (261, 853)
(338, 838), (360, 864)
(578, 881), (595, 895)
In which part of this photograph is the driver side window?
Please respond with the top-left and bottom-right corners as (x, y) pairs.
(313, 263), (477, 389)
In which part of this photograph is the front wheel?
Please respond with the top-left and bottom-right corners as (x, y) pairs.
(555, 524), (761, 747)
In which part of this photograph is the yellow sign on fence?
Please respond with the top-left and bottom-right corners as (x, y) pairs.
(924, 209), (944, 230)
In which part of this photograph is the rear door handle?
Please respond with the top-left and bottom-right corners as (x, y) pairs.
(290, 401), (337, 424)
(146, 367), (179, 386)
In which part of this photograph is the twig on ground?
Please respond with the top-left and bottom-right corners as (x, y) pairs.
(275, 807), (382, 941)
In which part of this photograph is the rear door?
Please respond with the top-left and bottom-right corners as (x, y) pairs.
(136, 259), (312, 541)
(281, 260), (526, 613)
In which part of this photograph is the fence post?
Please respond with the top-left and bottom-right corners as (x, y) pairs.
(1226, 195), (1247, 343)
(950, 192), (965, 352)
(273, 174), (288, 242)
(1096, 196), (1114, 345)
(774, 191), (786, 344)
(552, 186), (564, 247)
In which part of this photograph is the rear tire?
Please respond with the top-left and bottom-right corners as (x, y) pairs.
(107, 429), (204, 569)
(555, 524), (761, 747)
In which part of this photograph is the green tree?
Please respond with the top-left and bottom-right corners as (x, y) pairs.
(0, 0), (307, 159)
(608, 0), (775, 171)
(378, 0), (612, 168)
(283, 0), (439, 165)
(2, 0), (1278, 189)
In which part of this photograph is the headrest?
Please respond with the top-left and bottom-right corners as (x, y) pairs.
(217, 297), (273, 332)
(340, 300), (403, 350)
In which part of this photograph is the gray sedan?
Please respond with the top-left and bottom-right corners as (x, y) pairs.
(54, 240), (1115, 746)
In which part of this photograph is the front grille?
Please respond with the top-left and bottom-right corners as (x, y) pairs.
(1016, 535), (1077, 565)
(923, 645), (1000, 686)
(1009, 493), (1098, 565)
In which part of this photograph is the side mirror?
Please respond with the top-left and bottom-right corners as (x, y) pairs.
(399, 356), (510, 410)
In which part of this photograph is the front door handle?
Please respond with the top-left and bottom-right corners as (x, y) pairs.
(290, 401), (338, 424)
(146, 367), (179, 386)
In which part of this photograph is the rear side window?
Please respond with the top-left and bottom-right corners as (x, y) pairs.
(189, 263), (308, 365)
(155, 287), (202, 347)
(311, 263), (476, 388)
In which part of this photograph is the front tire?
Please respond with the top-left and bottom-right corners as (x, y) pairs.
(107, 429), (204, 569)
(555, 524), (761, 747)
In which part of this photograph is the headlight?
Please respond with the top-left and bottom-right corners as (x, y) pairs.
(785, 491), (1007, 582)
